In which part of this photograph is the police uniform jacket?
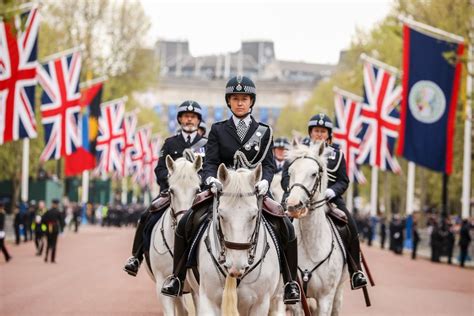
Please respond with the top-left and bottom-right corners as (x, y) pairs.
(154, 133), (207, 192)
(41, 207), (63, 234)
(202, 117), (276, 184)
(281, 143), (349, 207)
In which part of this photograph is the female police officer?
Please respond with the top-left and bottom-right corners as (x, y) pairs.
(282, 113), (368, 290)
(161, 76), (301, 304)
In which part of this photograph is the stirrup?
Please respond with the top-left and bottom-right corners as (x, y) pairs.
(161, 275), (183, 297)
(283, 281), (301, 304)
(351, 271), (367, 290)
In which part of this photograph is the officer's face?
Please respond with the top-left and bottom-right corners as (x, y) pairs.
(179, 113), (200, 132)
(229, 94), (252, 117)
(310, 127), (329, 142)
(274, 147), (286, 161)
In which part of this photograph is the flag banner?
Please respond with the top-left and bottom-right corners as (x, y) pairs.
(357, 57), (402, 173)
(0, 6), (39, 144)
(332, 89), (366, 183)
(38, 50), (82, 161)
(131, 126), (151, 187)
(397, 25), (464, 174)
(167, 104), (177, 133)
(120, 112), (137, 177)
(95, 98), (126, 175)
(147, 134), (161, 188)
(65, 82), (103, 176)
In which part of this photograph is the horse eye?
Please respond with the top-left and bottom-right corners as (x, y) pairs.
(311, 173), (317, 178)
(250, 215), (257, 221)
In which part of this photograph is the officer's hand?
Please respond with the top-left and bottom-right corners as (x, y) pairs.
(206, 177), (223, 194)
(255, 180), (269, 196)
(325, 188), (336, 200)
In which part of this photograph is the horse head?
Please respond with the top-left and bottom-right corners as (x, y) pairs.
(166, 155), (202, 219)
(285, 141), (328, 218)
(216, 163), (262, 278)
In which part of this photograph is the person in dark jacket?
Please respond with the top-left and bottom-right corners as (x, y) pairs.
(412, 220), (420, 259)
(42, 199), (64, 263)
(281, 113), (367, 290)
(0, 202), (12, 262)
(379, 216), (387, 249)
(123, 100), (207, 277)
(459, 219), (472, 267)
(161, 75), (301, 304)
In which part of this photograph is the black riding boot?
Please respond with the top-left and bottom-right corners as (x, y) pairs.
(123, 210), (150, 276)
(161, 211), (191, 297)
(345, 213), (367, 290)
(282, 237), (301, 304)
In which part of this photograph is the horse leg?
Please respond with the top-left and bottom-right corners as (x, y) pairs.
(330, 283), (345, 316)
(317, 293), (336, 316)
(249, 296), (271, 316)
(269, 293), (286, 316)
(155, 281), (179, 316)
(198, 293), (220, 316)
(174, 296), (187, 316)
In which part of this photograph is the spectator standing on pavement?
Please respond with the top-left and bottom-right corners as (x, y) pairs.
(430, 219), (441, 262)
(412, 221), (420, 259)
(379, 216), (387, 249)
(42, 199), (64, 263)
(459, 219), (472, 267)
(0, 202), (12, 262)
(13, 206), (23, 245)
(33, 200), (47, 256)
(25, 201), (36, 241)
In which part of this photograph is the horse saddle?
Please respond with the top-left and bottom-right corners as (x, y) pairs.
(326, 203), (348, 226)
(148, 192), (171, 213)
(263, 196), (286, 218)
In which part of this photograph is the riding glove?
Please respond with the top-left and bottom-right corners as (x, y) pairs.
(206, 176), (223, 193)
(325, 188), (336, 200)
(255, 180), (269, 196)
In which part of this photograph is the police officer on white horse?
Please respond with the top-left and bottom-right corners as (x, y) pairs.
(123, 100), (207, 276)
(161, 75), (301, 304)
(282, 113), (368, 290)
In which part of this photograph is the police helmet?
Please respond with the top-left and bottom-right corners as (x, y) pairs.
(225, 75), (256, 108)
(273, 137), (290, 150)
(308, 113), (333, 138)
(176, 100), (202, 123)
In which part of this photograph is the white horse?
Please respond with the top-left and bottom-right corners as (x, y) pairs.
(285, 141), (347, 316)
(188, 164), (285, 316)
(148, 155), (202, 316)
(270, 172), (284, 204)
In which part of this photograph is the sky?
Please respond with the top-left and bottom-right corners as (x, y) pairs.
(141, 0), (394, 65)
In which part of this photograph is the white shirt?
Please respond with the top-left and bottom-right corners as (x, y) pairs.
(181, 131), (197, 143)
(232, 115), (252, 129)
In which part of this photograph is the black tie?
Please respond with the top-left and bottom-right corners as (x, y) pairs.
(186, 135), (191, 146)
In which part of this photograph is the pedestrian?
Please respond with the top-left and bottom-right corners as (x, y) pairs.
(459, 219), (472, 267)
(0, 201), (12, 262)
(33, 201), (47, 256)
(42, 199), (64, 263)
(412, 221), (420, 259)
(13, 206), (22, 245)
(380, 216), (387, 249)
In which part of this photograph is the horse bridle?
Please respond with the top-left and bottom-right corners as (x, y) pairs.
(287, 156), (326, 210)
(167, 188), (189, 229)
(213, 190), (264, 267)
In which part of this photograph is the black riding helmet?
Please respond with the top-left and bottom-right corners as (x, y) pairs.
(308, 113), (333, 139)
(273, 137), (290, 150)
(225, 75), (257, 108)
(176, 100), (202, 124)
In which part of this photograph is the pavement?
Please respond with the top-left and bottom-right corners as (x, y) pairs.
(0, 225), (473, 316)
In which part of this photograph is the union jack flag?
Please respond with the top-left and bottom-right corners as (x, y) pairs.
(95, 98), (125, 174)
(38, 50), (82, 161)
(332, 89), (366, 183)
(120, 112), (137, 177)
(131, 126), (151, 187)
(357, 60), (402, 173)
(147, 134), (161, 188)
(0, 7), (39, 144)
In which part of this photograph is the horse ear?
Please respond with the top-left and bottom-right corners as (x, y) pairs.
(193, 155), (203, 171)
(291, 137), (299, 147)
(165, 155), (174, 175)
(252, 164), (263, 185)
(217, 163), (230, 185)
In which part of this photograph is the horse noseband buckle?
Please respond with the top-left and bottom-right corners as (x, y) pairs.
(303, 269), (311, 282)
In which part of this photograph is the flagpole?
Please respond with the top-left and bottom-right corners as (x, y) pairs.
(360, 54), (400, 75)
(20, 139), (29, 202)
(370, 166), (378, 216)
(405, 162), (416, 215)
(121, 177), (127, 205)
(346, 183), (354, 214)
(461, 19), (473, 219)
(333, 86), (363, 102)
(39, 45), (85, 64)
(398, 16), (464, 44)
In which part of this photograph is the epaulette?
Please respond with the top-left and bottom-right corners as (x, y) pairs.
(258, 121), (271, 128)
(329, 143), (341, 151)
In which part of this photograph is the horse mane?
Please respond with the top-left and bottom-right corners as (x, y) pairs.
(168, 157), (200, 186)
(222, 168), (255, 205)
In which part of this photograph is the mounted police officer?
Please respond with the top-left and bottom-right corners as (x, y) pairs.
(274, 137), (290, 173)
(282, 113), (368, 290)
(161, 75), (301, 304)
(123, 100), (207, 276)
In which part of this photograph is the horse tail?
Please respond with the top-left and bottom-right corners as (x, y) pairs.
(221, 276), (239, 316)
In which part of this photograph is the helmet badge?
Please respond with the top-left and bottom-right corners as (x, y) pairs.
(187, 104), (194, 111)
(319, 119), (324, 125)
(236, 84), (242, 91)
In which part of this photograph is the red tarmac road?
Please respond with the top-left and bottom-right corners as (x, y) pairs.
(0, 225), (473, 316)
